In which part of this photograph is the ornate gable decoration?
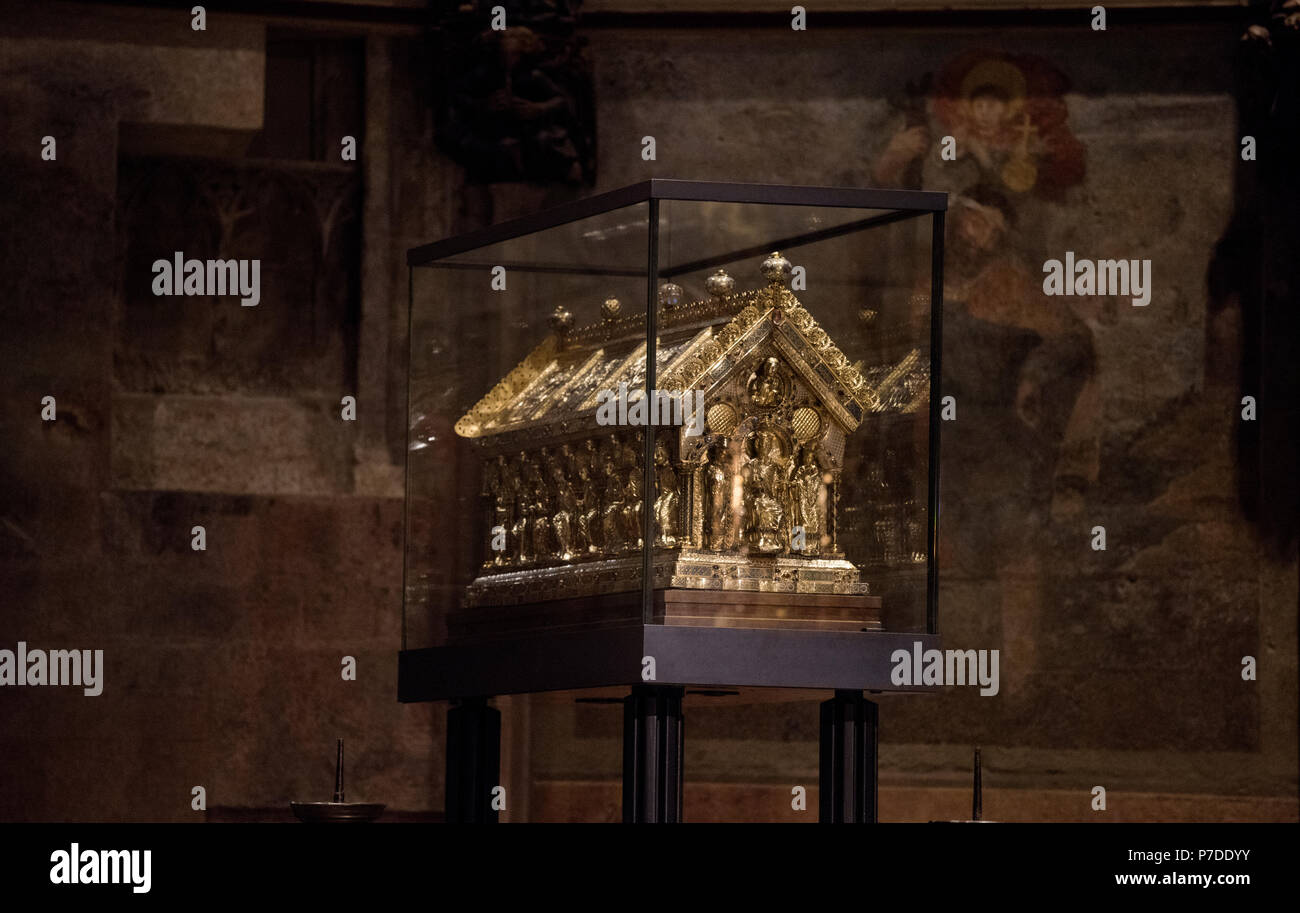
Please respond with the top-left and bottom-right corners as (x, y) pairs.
(660, 252), (878, 436)
(455, 252), (900, 451)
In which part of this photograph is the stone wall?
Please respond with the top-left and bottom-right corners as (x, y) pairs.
(0, 3), (438, 821)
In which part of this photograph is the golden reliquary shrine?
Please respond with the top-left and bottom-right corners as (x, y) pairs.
(448, 252), (929, 641)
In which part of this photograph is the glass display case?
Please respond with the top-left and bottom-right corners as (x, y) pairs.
(401, 180), (946, 702)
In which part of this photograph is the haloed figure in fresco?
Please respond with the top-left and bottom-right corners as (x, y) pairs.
(875, 51), (1099, 694)
(874, 51), (1085, 201)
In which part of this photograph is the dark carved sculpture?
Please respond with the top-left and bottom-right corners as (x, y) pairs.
(430, 1), (596, 185)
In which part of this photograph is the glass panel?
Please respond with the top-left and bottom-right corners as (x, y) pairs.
(404, 203), (650, 651)
(653, 199), (933, 634)
(404, 190), (939, 654)
(427, 203), (650, 278)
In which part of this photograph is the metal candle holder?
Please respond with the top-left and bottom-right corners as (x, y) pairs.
(290, 739), (386, 823)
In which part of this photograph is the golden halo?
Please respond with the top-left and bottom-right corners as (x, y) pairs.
(959, 58), (1027, 114)
(706, 402), (739, 437)
(791, 407), (822, 444)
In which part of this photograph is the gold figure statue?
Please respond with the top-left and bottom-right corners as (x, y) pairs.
(509, 452), (532, 565)
(483, 454), (513, 568)
(619, 431), (641, 472)
(791, 447), (825, 555)
(747, 356), (789, 407)
(551, 462), (577, 561)
(577, 448), (602, 554)
(601, 457), (625, 554)
(622, 463), (644, 551)
(529, 452), (553, 563)
(703, 442), (733, 551)
(743, 429), (790, 554)
(653, 437), (681, 548)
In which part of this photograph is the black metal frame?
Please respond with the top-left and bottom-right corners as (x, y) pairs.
(643, 199), (659, 626)
(927, 210), (946, 634)
(407, 179), (946, 266)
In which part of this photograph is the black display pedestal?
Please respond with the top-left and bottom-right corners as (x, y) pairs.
(819, 690), (879, 823)
(622, 685), (685, 823)
(444, 697), (501, 824)
(413, 625), (938, 823)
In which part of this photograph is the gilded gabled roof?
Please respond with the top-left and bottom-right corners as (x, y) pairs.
(454, 253), (925, 442)
(454, 289), (753, 440)
(453, 334), (559, 438)
(658, 281), (880, 431)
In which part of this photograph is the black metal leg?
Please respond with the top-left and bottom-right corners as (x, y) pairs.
(819, 690), (878, 823)
(445, 696), (501, 823)
(622, 685), (684, 823)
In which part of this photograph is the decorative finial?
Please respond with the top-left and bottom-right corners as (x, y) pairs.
(760, 251), (792, 286)
(658, 281), (684, 310)
(601, 297), (621, 321)
(705, 269), (735, 299)
(549, 306), (574, 338)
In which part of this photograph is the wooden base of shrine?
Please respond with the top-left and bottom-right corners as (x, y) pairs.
(447, 588), (883, 644)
